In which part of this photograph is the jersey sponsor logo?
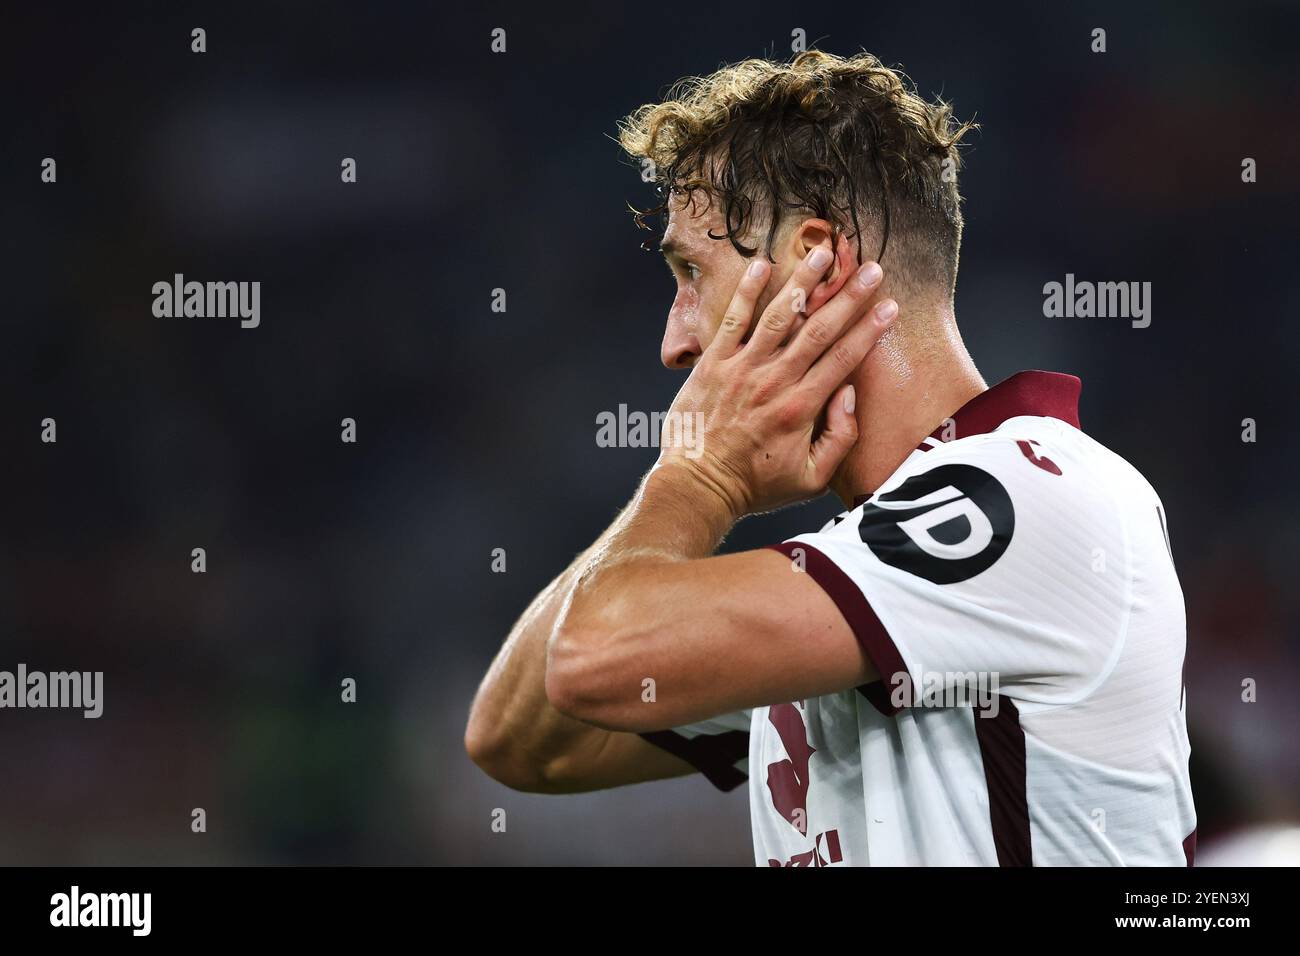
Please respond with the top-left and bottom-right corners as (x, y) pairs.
(767, 829), (843, 867)
(858, 463), (1015, 584)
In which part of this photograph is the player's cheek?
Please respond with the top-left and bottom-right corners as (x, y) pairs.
(694, 288), (729, 349)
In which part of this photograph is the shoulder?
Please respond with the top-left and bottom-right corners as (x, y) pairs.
(882, 416), (1147, 525)
(801, 416), (1142, 593)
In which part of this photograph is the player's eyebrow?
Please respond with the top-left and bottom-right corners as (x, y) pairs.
(658, 238), (697, 263)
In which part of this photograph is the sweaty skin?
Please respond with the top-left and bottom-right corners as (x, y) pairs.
(465, 194), (985, 791)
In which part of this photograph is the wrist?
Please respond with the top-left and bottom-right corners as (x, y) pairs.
(642, 459), (743, 552)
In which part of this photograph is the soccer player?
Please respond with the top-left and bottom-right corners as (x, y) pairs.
(465, 51), (1196, 866)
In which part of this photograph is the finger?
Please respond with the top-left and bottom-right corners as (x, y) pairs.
(808, 383), (859, 488)
(708, 257), (771, 358)
(781, 261), (884, 376)
(801, 298), (898, 399)
(746, 243), (834, 356)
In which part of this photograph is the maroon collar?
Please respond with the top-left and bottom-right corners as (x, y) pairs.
(929, 370), (1081, 442)
(851, 371), (1081, 507)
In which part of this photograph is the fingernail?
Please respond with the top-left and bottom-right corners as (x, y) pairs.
(747, 259), (766, 278)
(807, 247), (832, 270)
(843, 385), (856, 414)
(877, 299), (899, 324)
(855, 261), (882, 290)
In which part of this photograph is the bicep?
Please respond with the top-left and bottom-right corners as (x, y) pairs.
(550, 549), (874, 732)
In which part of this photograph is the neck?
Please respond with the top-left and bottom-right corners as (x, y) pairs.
(829, 305), (986, 506)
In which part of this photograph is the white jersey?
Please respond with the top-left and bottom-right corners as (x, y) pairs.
(640, 371), (1196, 866)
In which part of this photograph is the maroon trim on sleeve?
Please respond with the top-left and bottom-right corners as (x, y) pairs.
(973, 695), (1033, 867)
(638, 729), (749, 792)
(1183, 828), (1197, 867)
(766, 542), (911, 717)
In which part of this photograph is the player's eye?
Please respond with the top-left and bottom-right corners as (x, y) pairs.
(662, 255), (702, 285)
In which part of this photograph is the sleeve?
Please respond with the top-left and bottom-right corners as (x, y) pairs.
(638, 710), (752, 792)
(768, 435), (1129, 716)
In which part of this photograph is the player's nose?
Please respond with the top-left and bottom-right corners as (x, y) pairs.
(660, 316), (702, 369)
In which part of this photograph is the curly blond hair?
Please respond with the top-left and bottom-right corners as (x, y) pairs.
(618, 50), (975, 289)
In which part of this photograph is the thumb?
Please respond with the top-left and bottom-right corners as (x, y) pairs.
(809, 383), (859, 487)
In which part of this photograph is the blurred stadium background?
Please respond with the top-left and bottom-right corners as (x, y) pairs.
(2, 1), (1297, 864)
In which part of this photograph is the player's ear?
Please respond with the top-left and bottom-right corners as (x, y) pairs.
(793, 219), (859, 314)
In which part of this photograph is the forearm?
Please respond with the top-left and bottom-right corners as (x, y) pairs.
(464, 537), (601, 789)
(556, 463), (737, 638)
(545, 464), (741, 723)
(575, 461), (737, 572)
(545, 466), (876, 730)
(464, 467), (731, 790)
